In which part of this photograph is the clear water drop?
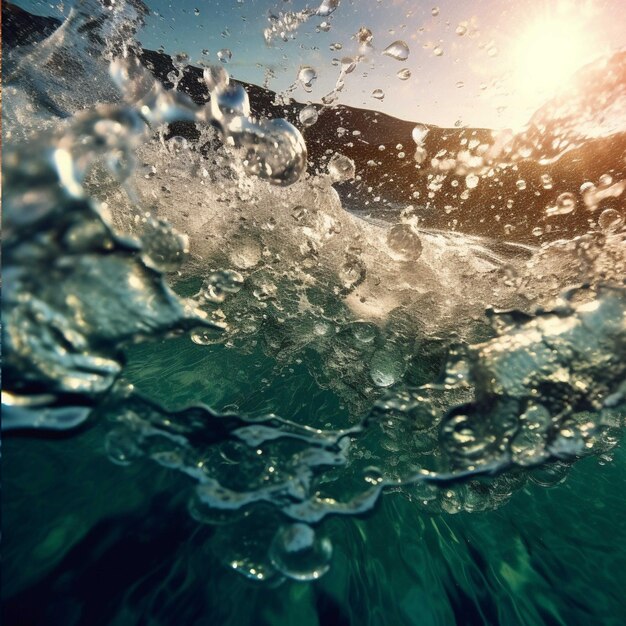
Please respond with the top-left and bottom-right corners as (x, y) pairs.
(200, 270), (244, 303)
(328, 153), (356, 181)
(382, 40), (410, 61)
(298, 66), (318, 92)
(598, 208), (624, 232)
(371, 88), (385, 100)
(412, 124), (429, 145)
(317, 0), (340, 17)
(357, 27), (373, 45)
(217, 48), (232, 63)
(397, 68), (411, 80)
(545, 192), (576, 217)
(299, 104), (319, 126)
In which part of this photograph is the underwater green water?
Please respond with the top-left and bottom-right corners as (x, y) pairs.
(3, 333), (626, 626)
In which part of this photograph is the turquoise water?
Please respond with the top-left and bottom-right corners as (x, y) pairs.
(3, 2), (626, 624)
(4, 334), (626, 625)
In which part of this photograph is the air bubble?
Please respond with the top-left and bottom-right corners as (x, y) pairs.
(269, 524), (332, 581)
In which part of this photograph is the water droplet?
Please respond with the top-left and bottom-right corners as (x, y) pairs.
(382, 40), (410, 61)
(319, 21), (331, 32)
(412, 124), (429, 146)
(298, 66), (318, 92)
(299, 104), (319, 126)
(386, 224), (423, 261)
(432, 7), (440, 16)
(598, 208), (624, 232)
(203, 65), (229, 91)
(532, 226), (543, 237)
(545, 192), (576, 217)
(414, 146), (427, 164)
(269, 524), (332, 581)
(456, 23), (467, 36)
(140, 219), (189, 272)
(191, 328), (224, 345)
(200, 270), (244, 303)
(465, 173), (479, 189)
(516, 179), (527, 191)
(194, 7), (200, 16)
(397, 68), (411, 80)
(217, 48), (232, 63)
(433, 46), (444, 57)
(341, 57), (357, 74)
(540, 173), (553, 189)
(328, 153), (356, 181)
(357, 26), (373, 45)
(370, 348), (404, 387)
(317, 0), (340, 17)
(599, 173), (613, 187)
(456, 80), (464, 88)
(371, 88), (385, 100)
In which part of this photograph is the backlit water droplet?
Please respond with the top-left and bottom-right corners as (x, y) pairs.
(465, 173), (479, 189)
(382, 40), (410, 61)
(298, 66), (318, 92)
(328, 153), (356, 181)
(412, 124), (429, 145)
(299, 104), (319, 126)
(317, 0), (340, 17)
(217, 48), (232, 63)
(371, 88), (385, 100)
(598, 208), (624, 232)
(397, 68), (411, 80)
(357, 26), (373, 45)
(545, 192), (576, 217)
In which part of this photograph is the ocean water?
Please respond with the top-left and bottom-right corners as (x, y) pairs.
(2, 1), (626, 625)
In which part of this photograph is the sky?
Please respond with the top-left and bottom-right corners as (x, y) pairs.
(17, 0), (626, 129)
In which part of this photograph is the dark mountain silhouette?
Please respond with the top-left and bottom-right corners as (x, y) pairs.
(4, 2), (625, 244)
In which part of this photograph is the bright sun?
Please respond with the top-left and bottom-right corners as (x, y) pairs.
(514, 14), (593, 97)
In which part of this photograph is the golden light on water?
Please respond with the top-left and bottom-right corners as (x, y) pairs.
(513, 12), (595, 97)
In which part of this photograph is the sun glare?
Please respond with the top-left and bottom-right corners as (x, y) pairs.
(515, 14), (593, 97)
